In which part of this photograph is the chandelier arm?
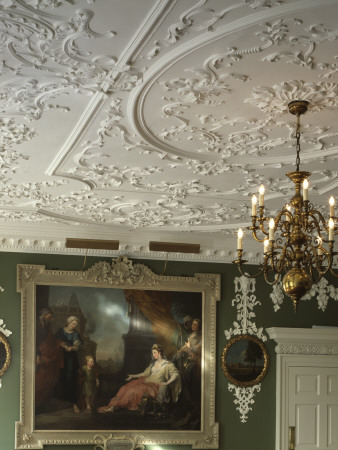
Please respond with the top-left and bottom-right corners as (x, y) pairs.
(258, 220), (269, 237)
(235, 261), (266, 279)
(305, 247), (325, 282)
(263, 268), (281, 285)
(310, 245), (333, 276)
(305, 209), (330, 241)
(329, 266), (338, 278)
(268, 243), (289, 274)
(251, 227), (268, 242)
(272, 209), (287, 231)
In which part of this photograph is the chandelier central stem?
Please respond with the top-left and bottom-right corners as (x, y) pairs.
(296, 114), (301, 171)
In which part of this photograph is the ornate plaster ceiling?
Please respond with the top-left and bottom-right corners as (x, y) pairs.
(0, 0), (337, 262)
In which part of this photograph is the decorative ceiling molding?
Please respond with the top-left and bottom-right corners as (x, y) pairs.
(0, 0), (337, 259)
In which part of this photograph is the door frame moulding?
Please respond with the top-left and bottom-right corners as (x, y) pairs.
(267, 327), (338, 450)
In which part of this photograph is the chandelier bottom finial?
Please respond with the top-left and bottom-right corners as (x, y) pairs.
(282, 268), (312, 312)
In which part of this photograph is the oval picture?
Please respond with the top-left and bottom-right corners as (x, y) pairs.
(221, 334), (269, 387)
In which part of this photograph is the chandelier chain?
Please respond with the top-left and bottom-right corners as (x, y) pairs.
(295, 114), (301, 172)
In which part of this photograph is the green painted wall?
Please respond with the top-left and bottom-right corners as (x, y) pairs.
(1, 252), (338, 450)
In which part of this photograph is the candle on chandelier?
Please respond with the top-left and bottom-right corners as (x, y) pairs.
(259, 185), (265, 207)
(237, 228), (243, 249)
(263, 239), (269, 253)
(303, 179), (309, 201)
(329, 218), (334, 241)
(317, 237), (323, 256)
(329, 196), (335, 218)
(252, 194), (257, 216)
(269, 218), (275, 240)
(285, 204), (291, 222)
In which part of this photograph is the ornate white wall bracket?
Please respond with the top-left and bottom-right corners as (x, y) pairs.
(271, 278), (338, 312)
(228, 384), (261, 423)
(224, 276), (268, 423)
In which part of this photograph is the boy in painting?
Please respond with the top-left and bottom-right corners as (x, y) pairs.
(79, 355), (99, 410)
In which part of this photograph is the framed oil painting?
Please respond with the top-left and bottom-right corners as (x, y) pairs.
(221, 334), (269, 387)
(16, 257), (220, 449)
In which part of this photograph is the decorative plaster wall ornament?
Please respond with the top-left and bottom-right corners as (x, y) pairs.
(0, 318), (11, 337)
(270, 278), (338, 312)
(228, 384), (261, 424)
(224, 276), (268, 422)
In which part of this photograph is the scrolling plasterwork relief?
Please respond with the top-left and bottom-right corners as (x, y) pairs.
(144, 0), (283, 60)
(224, 277), (267, 423)
(271, 278), (338, 312)
(0, 7), (119, 113)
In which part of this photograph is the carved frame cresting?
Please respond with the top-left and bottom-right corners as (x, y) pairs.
(16, 257), (220, 449)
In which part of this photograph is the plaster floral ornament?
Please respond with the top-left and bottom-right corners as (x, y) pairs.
(228, 384), (261, 423)
(224, 277), (267, 342)
(223, 276), (268, 422)
(270, 278), (338, 312)
(0, 318), (11, 337)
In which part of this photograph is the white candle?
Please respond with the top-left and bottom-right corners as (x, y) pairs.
(317, 237), (323, 256)
(269, 218), (275, 241)
(252, 194), (257, 216)
(263, 239), (269, 253)
(329, 218), (334, 241)
(237, 228), (243, 249)
(259, 185), (265, 207)
(303, 179), (309, 201)
(285, 204), (291, 222)
(329, 196), (335, 218)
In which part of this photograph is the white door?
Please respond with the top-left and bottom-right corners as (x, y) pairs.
(288, 366), (338, 450)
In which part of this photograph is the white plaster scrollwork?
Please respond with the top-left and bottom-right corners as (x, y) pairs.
(145, 0), (282, 59)
(271, 278), (338, 312)
(228, 383), (261, 423)
(224, 276), (267, 423)
(0, 318), (11, 337)
(225, 277), (267, 342)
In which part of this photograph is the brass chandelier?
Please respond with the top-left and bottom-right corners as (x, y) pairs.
(233, 100), (337, 311)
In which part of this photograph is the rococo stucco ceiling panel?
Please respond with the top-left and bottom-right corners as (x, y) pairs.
(0, 0), (337, 261)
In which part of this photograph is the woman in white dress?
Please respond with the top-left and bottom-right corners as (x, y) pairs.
(98, 344), (181, 413)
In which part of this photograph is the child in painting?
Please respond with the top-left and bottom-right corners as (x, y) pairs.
(80, 355), (99, 410)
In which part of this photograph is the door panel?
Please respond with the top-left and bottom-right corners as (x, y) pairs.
(289, 368), (338, 450)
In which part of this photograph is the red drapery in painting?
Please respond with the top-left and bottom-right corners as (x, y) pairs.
(124, 289), (178, 358)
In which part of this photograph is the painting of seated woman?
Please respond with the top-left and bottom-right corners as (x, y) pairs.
(34, 284), (202, 431)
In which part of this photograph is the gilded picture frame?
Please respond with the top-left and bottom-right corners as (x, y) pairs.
(16, 257), (220, 449)
(0, 331), (11, 379)
(221, 334), (269, 387)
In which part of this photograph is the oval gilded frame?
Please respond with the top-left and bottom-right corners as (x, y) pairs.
(221, 334), (269, 387)
(0, 331), (11, 378)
